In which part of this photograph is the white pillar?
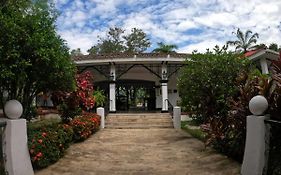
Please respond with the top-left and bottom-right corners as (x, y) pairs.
(173, 106), (181, 129)
(4, 119), (34, 175)
(97, 107), (105, 129)
(260, 58), (269, 74)
(109, 64), (116, 112)
(241, 95), (269, 175)
(161, 82), (168, 111)
(241, 115), (268, 175)
(161, 63), (168, 112)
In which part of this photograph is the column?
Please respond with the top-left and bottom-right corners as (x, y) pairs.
(260, 58), (269, 74)
(109, 63), (116, 113)
(161, 63), (168, 112)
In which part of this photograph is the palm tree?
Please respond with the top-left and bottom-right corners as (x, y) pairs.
(227, 28), (259, 53)
(152, 42), (178, 54)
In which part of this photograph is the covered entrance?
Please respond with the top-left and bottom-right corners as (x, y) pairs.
(95, 80), (156, 112)
(74, 53), (187, 113)
(116, 80), (156, 112)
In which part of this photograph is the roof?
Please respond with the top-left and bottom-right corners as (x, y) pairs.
(72, 52), (190, 62)
(245, 49), (279, 61)
(244, 49), (262, 57)
(73, 52), (190, 66)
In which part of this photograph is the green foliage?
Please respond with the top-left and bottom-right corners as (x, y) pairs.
(227, 28), (259, 53)
(123, 28), (151, 53)
(152, 42), (178, 53)
(27, 120), (74, 169)
(181, 121), (206, 142)
(27, 113), (100, 169)
(70, 48), (83, 56)
(93, 89), (106, 107)
(0, 0), (76, 119)
(58, 103), (82, 123)
(178, 47), (250, 123)
(87, 27), (150, 54)
(269, 43), (280, 52)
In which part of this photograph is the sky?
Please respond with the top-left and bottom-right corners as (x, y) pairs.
(53, 0), (281, 54)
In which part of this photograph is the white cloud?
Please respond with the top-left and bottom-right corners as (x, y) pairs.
(55, 0), (281, 54)
(178, 39), (225, 53)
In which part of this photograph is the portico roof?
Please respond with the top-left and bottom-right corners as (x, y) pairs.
(73, 53), (190, 65)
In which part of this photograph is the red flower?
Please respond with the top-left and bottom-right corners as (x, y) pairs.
(38, 139), (43, 144)
(36, 152), (43, 158)
(30, 149), (34, 154)
(42, 132), (47, 137)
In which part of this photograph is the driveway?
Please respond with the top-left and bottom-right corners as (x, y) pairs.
(35, 128), (240, 175)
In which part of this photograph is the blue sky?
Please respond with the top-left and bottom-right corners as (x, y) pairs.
(54, 0), (281, 54)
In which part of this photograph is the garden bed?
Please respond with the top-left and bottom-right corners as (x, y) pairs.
(27, 113), (100, 169)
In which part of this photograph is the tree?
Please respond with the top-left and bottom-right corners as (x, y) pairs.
(178, 46), (250, 123)
(87, 46), (99, 55)
(71, 48), (83, 56)
(88, 27), (150, 54)
(227, 28), (259, 53)
(152, 42), (178, 53)
(269, 43), (280, 52)
(0, 0), (76, 119)
(97, 27), (125, 54)
(123, 28), (151, 53)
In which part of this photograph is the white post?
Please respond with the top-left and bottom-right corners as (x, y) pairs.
(4, 100), (34, 175)
(260, 58), (269, 74)
(161, 82), (168, 111)
(109, 63), (116, 113)
(97, 107), (105, 129)
(241, 95), (269, 175)
(161, 63), (168, 112)
(173, 106), (181, 129)
(4, 119), (34, 175)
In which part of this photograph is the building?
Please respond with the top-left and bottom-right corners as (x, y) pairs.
(73, 53), (189, 113)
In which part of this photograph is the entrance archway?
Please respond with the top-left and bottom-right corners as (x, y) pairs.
(95, 80), (156, 112)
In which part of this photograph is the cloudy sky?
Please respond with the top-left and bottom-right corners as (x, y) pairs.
(54, 0), (281, 54)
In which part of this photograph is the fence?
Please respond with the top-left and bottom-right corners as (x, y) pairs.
(265, 119), (281, 175)
(0, 121), (7, 175)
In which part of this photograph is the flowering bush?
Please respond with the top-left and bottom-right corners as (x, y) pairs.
(27, 112), (100, 169)
(70, 113), (101, 142)
(27, 121), (74, 169)
(54, 71), (96, 123)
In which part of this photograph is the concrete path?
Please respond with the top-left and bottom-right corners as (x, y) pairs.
(35, 128), (240, 175)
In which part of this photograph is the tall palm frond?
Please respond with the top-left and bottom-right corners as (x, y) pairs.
(227, 28), (259, 53)
(153, 42), (178, 54)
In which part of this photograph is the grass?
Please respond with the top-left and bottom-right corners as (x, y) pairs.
(181, 121), (206, 142)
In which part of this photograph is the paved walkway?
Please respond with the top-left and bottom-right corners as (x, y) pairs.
(35, 128), (240, 175)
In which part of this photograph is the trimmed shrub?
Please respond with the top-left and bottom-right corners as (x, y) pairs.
(27, 113), (100, 169)
(69, 113), (101, 142)
(27, 119), (73, 169)
(178, 49), (250, 123)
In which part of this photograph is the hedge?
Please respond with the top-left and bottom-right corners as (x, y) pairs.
(27, 113), (100, 169)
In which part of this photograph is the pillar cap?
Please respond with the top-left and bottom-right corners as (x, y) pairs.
(249, 95), (268, 116)
(4, 100), (23, 119)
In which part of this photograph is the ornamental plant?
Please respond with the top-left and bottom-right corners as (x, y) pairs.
(54, 71), (96, 122)
(178, 46), (250, 123)
(69, 113), (101, 142)
(27, 121), (74, 169)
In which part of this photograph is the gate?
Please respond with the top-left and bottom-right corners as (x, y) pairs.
(265, 119), (281, 175)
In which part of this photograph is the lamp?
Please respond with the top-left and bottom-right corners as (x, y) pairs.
(162, 71), (167, 79)
(109, 72), (115, 81)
